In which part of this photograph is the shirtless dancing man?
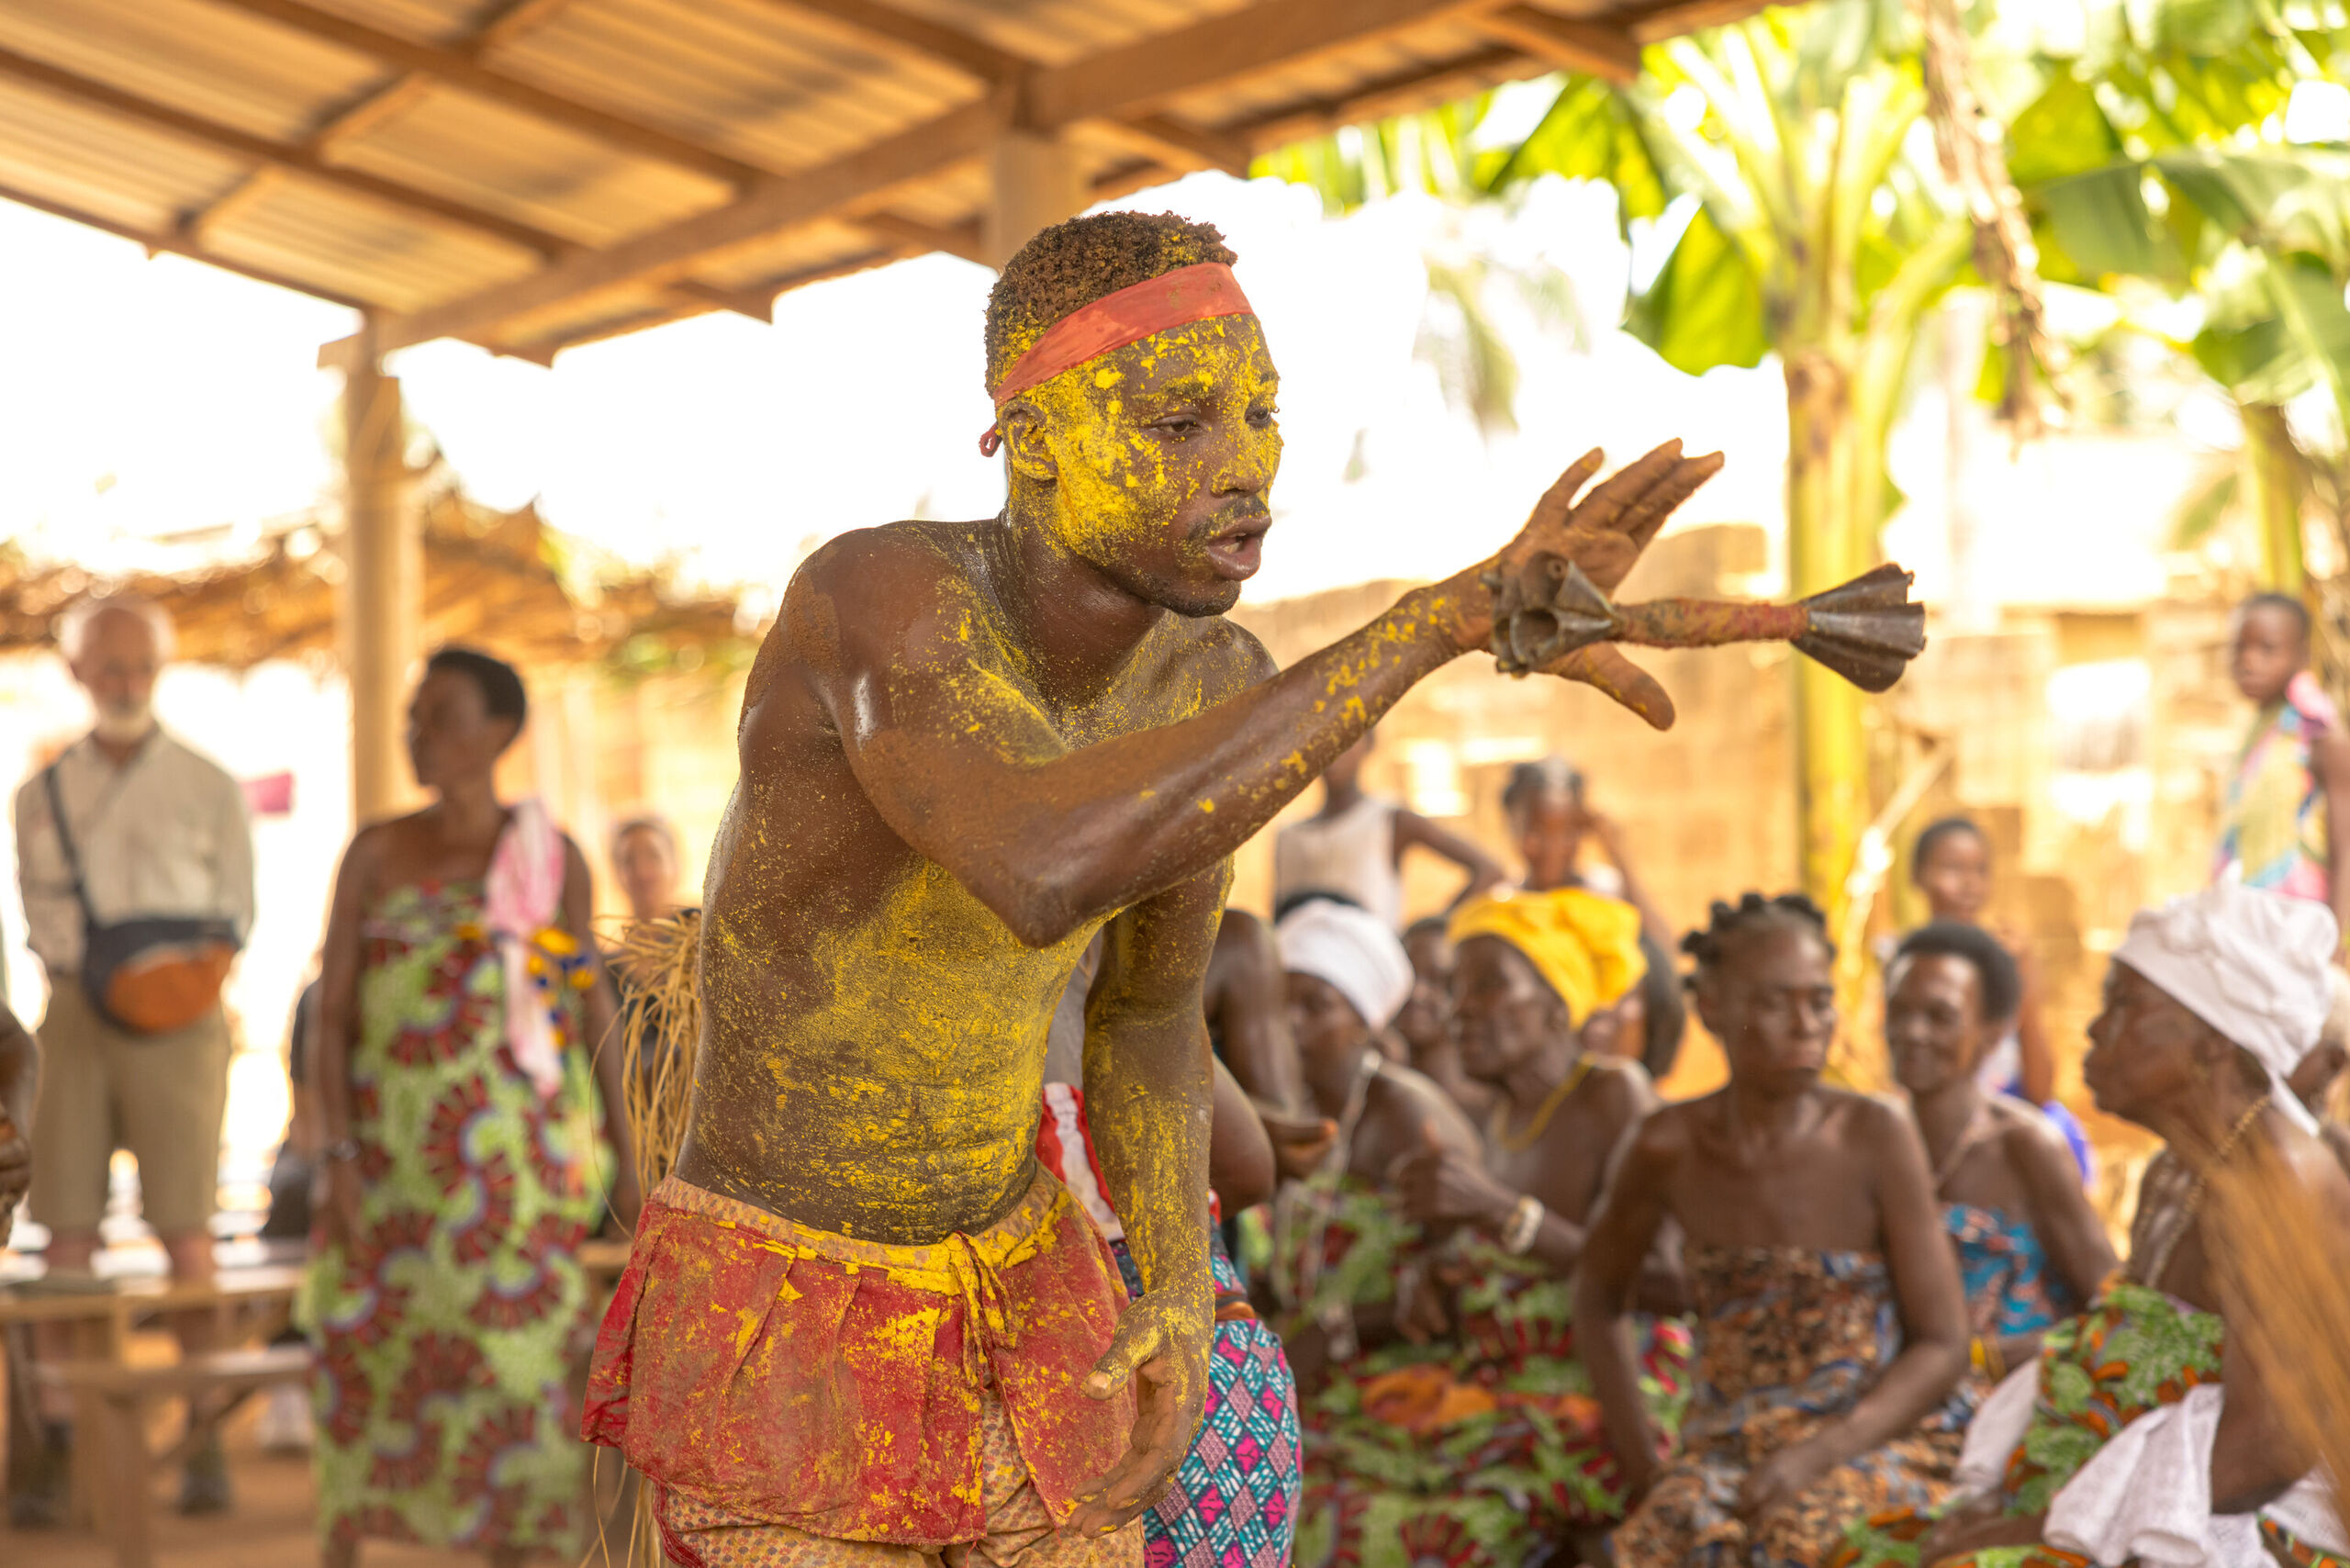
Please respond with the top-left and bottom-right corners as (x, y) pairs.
(582, 210), (1719, 1565)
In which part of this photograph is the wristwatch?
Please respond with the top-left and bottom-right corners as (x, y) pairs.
(323, 1137), (362, 1164)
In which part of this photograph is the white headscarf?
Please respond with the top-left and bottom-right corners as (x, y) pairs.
(1277, 899), (1415, 1030)
(2111, 883), (2334, 1136)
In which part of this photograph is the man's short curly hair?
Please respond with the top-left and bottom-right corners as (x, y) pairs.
(983, 210), (1237, 388)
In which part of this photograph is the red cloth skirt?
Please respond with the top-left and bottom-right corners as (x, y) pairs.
(580, 1169), (1134, 1546)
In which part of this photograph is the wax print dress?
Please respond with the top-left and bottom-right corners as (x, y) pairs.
(1948, 1204), (2068, 1346)
(1612, 1247), (1964, 1568)
(2216, 669), (2338, 903)
(1275, 1170), (1694, 1568)
(1830, 1281), (2231, 1568)
(301, 879), (602, 1553)
(1034, 1082), (1303, 1568)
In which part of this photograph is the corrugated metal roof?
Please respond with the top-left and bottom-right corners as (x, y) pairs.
(0, 0), (1755, 359)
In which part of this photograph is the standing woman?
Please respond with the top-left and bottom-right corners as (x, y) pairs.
(305, 647), (641, 1566)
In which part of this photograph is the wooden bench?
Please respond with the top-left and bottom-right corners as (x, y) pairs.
(0, 1263), (306, 1529)
(36, 1345), (311, 1568)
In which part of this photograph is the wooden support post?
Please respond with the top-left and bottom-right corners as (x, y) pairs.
(982, 129), (1086, 269)
(339, 340), (421, 825)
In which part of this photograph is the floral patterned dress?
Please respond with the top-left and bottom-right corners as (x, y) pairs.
(299, 880), (602, 1554)
(1277, 1172), (1694, 1568)
(1613, 1247), (1964, 1568)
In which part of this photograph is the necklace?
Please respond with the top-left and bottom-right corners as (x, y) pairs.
(1491, 1056), (1593, 1155)
(1929, 1100), (1993, 1194)
(2132, 1095), (2270, 1291)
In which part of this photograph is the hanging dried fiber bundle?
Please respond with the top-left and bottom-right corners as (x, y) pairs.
(1912, 0), (2068, 437)
(2206, 1145), (2350, 1542)
(608, 909), (703, 1197)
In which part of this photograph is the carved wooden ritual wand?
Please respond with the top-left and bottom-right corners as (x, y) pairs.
(1483, 556), (1928, 692)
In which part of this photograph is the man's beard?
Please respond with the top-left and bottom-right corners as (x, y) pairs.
(1144, 497), (1270, 617)
(93, 699), (154, 745)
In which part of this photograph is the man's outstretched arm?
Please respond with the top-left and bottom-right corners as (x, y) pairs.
(811, 442), (1720, 946)
(1067, 862), (1222, 1536)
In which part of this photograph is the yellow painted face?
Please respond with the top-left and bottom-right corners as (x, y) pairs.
(1003, 313), (1282, 617)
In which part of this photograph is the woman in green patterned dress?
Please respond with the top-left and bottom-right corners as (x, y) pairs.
(304, 647), (642, 1565)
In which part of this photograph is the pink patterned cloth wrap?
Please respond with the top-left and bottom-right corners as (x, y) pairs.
(1034, 1083), (1303, 1568)
(486, 798), (566, 1100)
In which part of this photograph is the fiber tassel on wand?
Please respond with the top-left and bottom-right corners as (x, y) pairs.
(1483, 555), (1928, 692)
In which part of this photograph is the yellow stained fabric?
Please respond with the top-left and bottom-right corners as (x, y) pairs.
(1449, 887), (1647, 1025)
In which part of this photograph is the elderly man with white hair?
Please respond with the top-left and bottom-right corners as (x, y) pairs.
(1836, 880), (2350, 1568)
(9, 595), (253, 1525)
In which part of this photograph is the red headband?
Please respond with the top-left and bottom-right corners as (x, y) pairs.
(979, 262), (1256, 455)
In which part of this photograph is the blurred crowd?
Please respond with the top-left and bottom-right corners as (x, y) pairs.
(1, 588), (2348, 1568)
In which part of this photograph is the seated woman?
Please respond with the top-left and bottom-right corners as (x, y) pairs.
(1577, 893), (1970, 1568)
(1907, 818), (2093, 1182)
(1839, 882), (2350, 1568)
(1884, 924), (2115, 1377)
(1375, 887), (1695, 1553)
(1397, 913), (1493, 1117)
(1505, 757), (1682, 1081)
(1267, 900), (1501, 1566)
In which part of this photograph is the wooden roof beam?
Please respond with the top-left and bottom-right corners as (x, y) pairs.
(1095, 116), (1254, 177)
(330, 0), (1522, 355)
(750, 0), (1029, 81)
(0, 178), (547, 364)
(502, 243), (914, 359)
(201, 0), (770, 189)
(185, 0), (581, 244)
(0, 178), (372, 312)
(853, 211), (985, 263)
(1473, 6), (1640, 82)
(0, 47), (770, 330)
(0, 43), (584, 258)
(1623, 0), (1775, 41)
(333, 97), (999, 359)
(1230, 41), (1539, 149)
(1022, 0), (1510, 128)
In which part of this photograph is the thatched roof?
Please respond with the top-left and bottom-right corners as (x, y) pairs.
(0, 481), (756, 674)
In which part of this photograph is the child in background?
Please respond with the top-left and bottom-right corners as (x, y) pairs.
(1273, 727), (1508, 925)
(2217, 592), (2350, 945)
(1906, 818), (2093, 1182)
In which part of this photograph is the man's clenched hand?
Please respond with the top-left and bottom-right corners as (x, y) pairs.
(1063, 1284), (1214, 1537)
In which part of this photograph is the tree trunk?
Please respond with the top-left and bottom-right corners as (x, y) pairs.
(2242, 400), (2307, 594)
(1785, 346), (1871, 929)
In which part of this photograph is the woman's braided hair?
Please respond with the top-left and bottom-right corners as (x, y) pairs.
(1681, 891), (1835, 978)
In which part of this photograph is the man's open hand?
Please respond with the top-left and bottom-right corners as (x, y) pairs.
(1449, 441), (1725, 729)
(1064, 1284), (1213, 1537)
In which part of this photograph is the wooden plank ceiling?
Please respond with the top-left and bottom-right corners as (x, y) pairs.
(0, 0), (1762, 362)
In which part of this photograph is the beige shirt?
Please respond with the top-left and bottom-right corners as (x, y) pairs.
(13, 731), (255, 977)
(1272, 795), (1403, 928)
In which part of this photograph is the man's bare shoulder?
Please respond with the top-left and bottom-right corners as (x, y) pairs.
(1174, 614), (1279, 699)
(770, 524), (991, 672)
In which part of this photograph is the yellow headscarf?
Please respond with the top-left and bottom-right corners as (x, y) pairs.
(1448, 887), (1648, 1025)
